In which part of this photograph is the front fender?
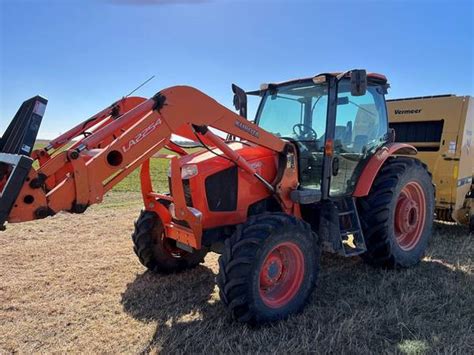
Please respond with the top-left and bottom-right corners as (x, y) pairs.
(353, 143), (417, 197)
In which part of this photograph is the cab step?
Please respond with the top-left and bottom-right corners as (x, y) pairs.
(336, 197), (366, 257)
(319, 197), (367, 257)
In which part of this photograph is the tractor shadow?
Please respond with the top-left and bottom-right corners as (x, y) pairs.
(121, 262), (226, 353)
(121, 225), (473, 353)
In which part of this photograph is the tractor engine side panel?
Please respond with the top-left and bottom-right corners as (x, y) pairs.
(177, 143), (278, 230)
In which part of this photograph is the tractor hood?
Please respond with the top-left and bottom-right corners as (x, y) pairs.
(179, 142), (277, 177)
(173, 142), (279, 230)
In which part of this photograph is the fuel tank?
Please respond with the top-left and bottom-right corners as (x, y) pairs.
(174, 142), (278, 229)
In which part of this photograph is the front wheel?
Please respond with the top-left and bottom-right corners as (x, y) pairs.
(358, 157), (435, 268)
(217, 213), (321, 324)
(132, 210), (208, 273)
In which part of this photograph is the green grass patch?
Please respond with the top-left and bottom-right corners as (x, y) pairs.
(114, 157), (170, 193)
(114, 147), (203, 192)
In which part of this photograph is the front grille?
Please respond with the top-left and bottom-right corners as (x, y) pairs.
(168, 177), (193, 207)
(183, 180), (193, 207)
(205, 167), (238, 211)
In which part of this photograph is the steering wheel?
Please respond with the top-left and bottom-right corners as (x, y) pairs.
(292, 124), (317, 141)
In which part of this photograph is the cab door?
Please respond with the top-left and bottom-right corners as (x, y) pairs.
(329, 81), (388, 197)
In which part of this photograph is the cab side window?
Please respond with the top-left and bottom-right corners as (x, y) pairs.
(330, 84), (388, 196)
(334, 86), (386, 154)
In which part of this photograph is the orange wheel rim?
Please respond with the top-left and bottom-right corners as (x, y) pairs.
(259, 241), (305, 308)
(394, 181), (426, 251)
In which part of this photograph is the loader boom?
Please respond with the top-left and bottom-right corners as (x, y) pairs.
(0, 86), (291, 230)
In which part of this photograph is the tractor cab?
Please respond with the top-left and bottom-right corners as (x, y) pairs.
(250, 71), (390, 198)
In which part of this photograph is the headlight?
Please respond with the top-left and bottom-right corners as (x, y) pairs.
(181, 164), (198, 179)
(167, 163), (198, 179)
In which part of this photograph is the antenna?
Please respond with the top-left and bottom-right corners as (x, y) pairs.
(125, 75), (155, 97)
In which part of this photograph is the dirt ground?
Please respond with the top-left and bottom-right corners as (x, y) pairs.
(1, 192), (473, 354)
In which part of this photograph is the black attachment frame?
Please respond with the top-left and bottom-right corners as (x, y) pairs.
(0, 153), (33, 230)
(0, 96), (47, 156)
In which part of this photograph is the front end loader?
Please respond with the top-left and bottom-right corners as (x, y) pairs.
(0, 70), (434, 324)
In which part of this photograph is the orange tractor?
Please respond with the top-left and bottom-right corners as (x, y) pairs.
(0, 70), (434, 324)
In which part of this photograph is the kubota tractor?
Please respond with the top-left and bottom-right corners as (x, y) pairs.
(0, 70), (434, 324)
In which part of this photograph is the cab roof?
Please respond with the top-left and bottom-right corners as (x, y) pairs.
(274, 71), (387, 86)
(247, 71), (388, 95)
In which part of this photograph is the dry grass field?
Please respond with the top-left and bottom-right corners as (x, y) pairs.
(1, 191), (472, 354)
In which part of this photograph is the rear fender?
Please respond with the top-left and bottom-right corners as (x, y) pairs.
(353, 143), (417, 197)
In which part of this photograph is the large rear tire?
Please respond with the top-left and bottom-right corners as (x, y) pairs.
(132, 210), (208, 273)
(358, 157), (434, 268)
(217, 213), (320, 324)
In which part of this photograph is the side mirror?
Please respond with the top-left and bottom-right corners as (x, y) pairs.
(350, 69), (367, 96)
(232, 84), (247, 118)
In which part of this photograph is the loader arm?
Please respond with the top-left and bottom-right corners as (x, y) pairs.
(1, 86), (290, 229)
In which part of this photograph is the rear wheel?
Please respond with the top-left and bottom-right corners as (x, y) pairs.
(132, 210), (208, 273)
(217, 213), (320, 324)
(358, 157), (434, 268)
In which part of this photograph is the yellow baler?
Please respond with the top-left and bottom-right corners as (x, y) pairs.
(388, 95), (473, 231)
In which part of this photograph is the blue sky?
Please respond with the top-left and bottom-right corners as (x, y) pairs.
(1, 0), (473, 139)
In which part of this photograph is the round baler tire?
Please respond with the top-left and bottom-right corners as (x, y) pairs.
(358, 157), (434, 268)
(217, 213), (321, 324)
(132, 210), (208, 273)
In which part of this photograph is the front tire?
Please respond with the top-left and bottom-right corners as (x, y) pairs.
(132, 210), (208, 273)
(358, 157), (434, 268)
(217, 213), (320, 324)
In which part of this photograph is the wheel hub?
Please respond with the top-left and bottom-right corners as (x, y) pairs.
(260, 254), (283, 288)
(394, 181), (426, 251)
(395, 196), (419, 234)
(258, 242), (305, 309)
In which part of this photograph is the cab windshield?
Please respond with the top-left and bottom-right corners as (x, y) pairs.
(256, 82), (328, 142)
(255, 80), (388, 155)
